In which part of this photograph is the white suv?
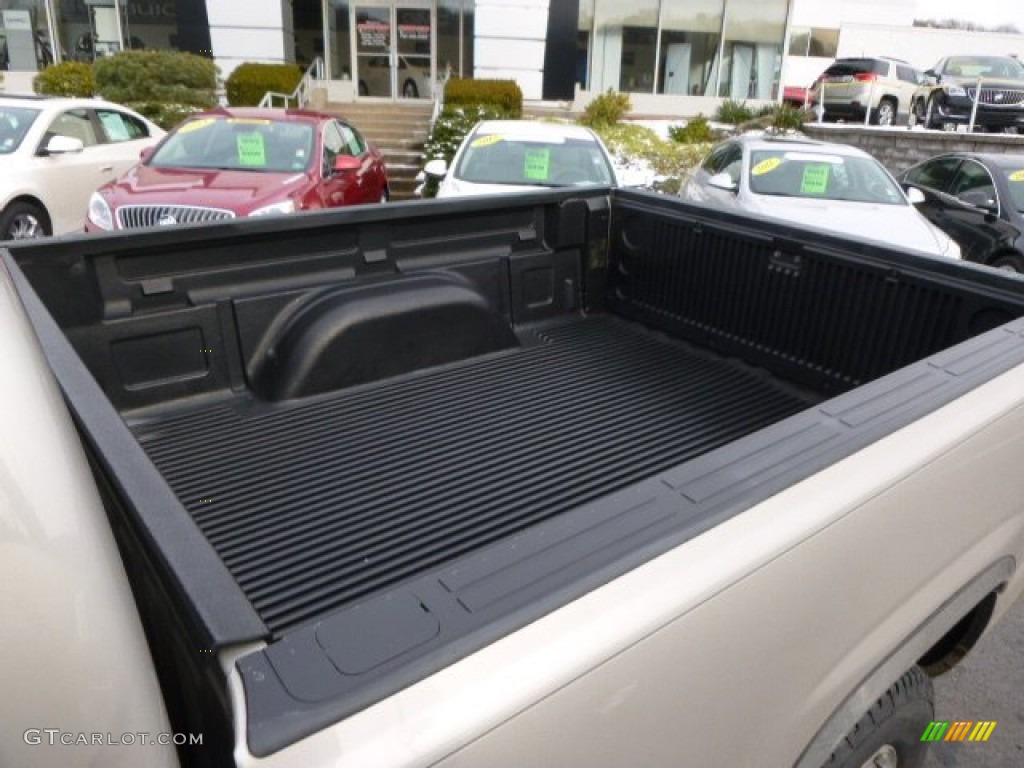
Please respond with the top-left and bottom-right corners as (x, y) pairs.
(812, 56), (923, 126)
(0, 95), (164, 240)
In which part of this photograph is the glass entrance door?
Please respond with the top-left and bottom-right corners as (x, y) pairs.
(354, 2), (434, 100)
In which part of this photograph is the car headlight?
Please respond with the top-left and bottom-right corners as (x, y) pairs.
(249, 200), (296, 217)
(943, 85), (967, 97)
(87, 192), (113, 230)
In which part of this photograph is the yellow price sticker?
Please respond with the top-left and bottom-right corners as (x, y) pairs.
(1010, 170), (1024, 182)
(471, 134), (503, 148)
(177, 118), (215, 134)
(751, 157), (783, 176)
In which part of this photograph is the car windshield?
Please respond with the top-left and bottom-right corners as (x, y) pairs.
(454, 133), (615, 187)
(150, 117), (315, 172)
(1001, 165), (1024, 213)
(748, 149), (906, 205)
(0, 106), (41, 155)
(943, 56), (1024, 79)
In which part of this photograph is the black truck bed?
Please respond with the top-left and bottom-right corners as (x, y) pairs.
(8, 187), (1024, 761)
(135, 314), (812, 635)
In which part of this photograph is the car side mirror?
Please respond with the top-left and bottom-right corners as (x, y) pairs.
(140, 146), (155, 162)
(332, 155), (361, 174)
(423, 158), (448, 178)
(708, 171), (738, 192)
(43, 135), (84, 155)
(959, 189), (998, 214)
(905, 186), (926, 205)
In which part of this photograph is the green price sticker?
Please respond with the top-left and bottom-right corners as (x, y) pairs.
(801, 164), (830, 195)
(524, 148), (550, 181)
(236, 133), (266, 167)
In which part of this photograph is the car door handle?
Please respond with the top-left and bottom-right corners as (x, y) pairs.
(100, 165), (114, 173)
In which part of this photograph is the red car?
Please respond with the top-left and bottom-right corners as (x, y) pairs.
(86, 107), (388, 232)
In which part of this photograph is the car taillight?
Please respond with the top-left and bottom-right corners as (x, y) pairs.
(854, 73), (878, 82)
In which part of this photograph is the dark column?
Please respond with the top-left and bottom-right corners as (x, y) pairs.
(173, 0), (213, 56)
(542, 0), (580, 100)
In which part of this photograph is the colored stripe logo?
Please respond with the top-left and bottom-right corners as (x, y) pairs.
(921, 721), (997, 742)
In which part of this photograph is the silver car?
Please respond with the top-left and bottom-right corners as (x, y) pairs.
(680, 135), (961, 259)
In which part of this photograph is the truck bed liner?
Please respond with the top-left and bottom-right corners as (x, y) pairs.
(134, 314), (812, 635)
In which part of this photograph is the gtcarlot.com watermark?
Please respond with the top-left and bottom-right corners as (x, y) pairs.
(24, 729), (203, 747)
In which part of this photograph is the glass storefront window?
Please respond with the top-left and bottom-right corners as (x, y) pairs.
(437, 0), (470, 78)
(328, 0), (352, 80)
(718, 0), (787, 99)
(657, 0), (723, 96)
(1, 0), (55, 70)
(292, 0), (324, 70)
(576, 0), (593, 90)
(53, 0), (210, 64)
(593, 0), (659, 94)
(788, 25), (838, 58)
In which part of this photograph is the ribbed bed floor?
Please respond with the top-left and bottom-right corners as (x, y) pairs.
(134, 315), (813, 635)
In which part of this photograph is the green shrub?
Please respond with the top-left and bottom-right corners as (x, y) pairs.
(734, 103), (814, 135)
(225, 62), (303, 106)
(591, 121), (711, 193)
(669, 115), (713, 144)
(33, 62), (96, 97)
(126, 102), (205, 131)
(94, 51), (218, 108)
(766, 102), (813, 132)
(714, 99), (754, 125)
(444, 78), (523, 116)
(579, 90), (631, 128)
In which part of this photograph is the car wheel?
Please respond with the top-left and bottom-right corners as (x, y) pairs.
(823, 666), (934, 768)
(911, 98), (927, 127)
(402, 79), (419, 98)
(0, 201), (50, 241)
(358, 80), (368, 97)
(874, 98), (896, 127)
(990, 252), (1024, 273)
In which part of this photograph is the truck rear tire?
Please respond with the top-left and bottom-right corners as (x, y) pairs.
(822, 666), (934, 768)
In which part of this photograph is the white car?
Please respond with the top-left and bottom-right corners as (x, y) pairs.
(680, 135), (961, 260)
(0, 95), (164, 240)
(424, 120), (618, 198)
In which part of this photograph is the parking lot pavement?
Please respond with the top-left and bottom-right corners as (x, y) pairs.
(922, 593), (1024, 767)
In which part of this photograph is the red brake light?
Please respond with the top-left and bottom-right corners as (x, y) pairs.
(854, 73), (878, 82)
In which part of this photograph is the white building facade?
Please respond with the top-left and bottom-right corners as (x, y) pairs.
(2, 1), (1019, 111)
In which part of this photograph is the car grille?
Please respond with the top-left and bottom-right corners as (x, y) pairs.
(116, 204), (236, 230)
(965, 87), (1024, 106)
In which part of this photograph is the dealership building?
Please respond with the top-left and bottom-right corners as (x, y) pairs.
(1, 1), (1021, 113)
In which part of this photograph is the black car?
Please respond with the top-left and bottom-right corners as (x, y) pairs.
(912, 56), (1024, 133)
(900, 152), (1024, 271)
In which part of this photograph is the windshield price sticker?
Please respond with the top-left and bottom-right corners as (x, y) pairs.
(471, 134), (503, 148)
(228, 118), (272, 125)
(237, 133), (267, 166)
(524, 148), (551, 180)
(801, 164), (830, 195)
(752, 157), (782, 176)
(1010, 170), (1024, 182)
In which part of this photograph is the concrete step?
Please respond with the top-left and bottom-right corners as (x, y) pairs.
(367, 134), (428, 149)
(381, 148), (424, 164)
(388, 177), (422, 200)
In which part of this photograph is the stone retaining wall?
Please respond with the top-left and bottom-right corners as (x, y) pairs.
(801, 124), (1024, 175)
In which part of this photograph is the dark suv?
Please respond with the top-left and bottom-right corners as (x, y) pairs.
(812, 56), (922, 126)
(912, 55), (1024, 133)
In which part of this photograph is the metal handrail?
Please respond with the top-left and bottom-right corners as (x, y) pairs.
(259, 57), (325, 109)
(430, 64), (453, 127)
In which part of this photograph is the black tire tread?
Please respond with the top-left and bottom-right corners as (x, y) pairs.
(824, 666), (934, 768)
